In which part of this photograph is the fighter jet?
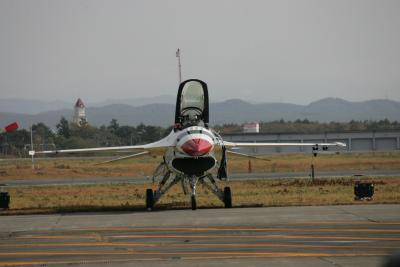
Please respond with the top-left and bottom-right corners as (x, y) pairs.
(30, 79), (345, 210)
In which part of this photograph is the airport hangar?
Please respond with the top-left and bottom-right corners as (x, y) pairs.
(222, 130), (400, 154)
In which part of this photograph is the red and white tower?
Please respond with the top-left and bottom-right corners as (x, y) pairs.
(73, 98), (87, 126)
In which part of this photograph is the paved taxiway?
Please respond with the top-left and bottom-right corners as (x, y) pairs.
(1, 204), (400, 266)
(2, 169), (400, 187)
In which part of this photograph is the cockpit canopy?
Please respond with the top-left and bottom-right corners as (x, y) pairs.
(175, 79), (209, 128)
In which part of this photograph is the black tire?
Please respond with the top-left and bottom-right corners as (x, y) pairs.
(191, 195), (197, 210)
(146, 189), (154, 210)
(224, 187), (232, 208)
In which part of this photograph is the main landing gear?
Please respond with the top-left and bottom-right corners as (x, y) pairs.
(145, 164), (232, 210)
(146, 189), (154, 210)
(223, 186), (232, 208)
(145, 183), (232, 210)
(146, 184), (232, 210)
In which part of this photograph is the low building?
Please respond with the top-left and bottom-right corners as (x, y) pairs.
(243, 122), (260, 133)
(223, 130), (400, 154)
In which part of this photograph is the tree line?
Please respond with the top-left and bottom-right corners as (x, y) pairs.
(0, 117), (170, 157)
(215, 119), (400, 134)
(1, 118), (399, 156)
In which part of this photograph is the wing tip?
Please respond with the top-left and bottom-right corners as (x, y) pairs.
(335, 142), (347, 147)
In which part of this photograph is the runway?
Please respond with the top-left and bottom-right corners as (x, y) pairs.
(1, 204), (400, 266)
(2, 169), (400, 187)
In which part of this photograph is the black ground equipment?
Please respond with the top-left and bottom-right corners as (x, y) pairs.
(0, 192), (10, 209)
(354, 180), (374, 200)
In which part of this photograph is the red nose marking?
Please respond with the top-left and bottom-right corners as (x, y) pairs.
(181, 138), (212, 156)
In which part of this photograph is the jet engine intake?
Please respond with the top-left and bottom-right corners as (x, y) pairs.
(172, 156), (216, 176)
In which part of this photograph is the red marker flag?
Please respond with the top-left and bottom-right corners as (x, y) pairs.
(5, 122), (19, 133)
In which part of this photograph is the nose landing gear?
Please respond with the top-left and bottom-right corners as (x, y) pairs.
(189, 176), (199, 210)
(191, 195), (197, 210)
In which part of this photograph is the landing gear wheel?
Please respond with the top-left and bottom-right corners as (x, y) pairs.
(191, 195), (197, 210)
(224, 187), (232, 208)
(146, 189), (154, 210)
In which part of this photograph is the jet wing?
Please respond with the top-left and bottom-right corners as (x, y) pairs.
(223, 141), (346, 149)
(29, 132), (175, 156)
(226, 150), (271, 161)
(95, 151), (150, 165)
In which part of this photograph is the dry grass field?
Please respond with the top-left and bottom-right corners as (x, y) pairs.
(0, 152), (399, 180)
(2, 177), (400, 215)
(1, 152), (399, 215)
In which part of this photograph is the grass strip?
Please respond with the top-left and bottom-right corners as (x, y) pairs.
(1, 176), (399, 215)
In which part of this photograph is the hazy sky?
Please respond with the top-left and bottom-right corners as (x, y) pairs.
(0, 0), (399, 104)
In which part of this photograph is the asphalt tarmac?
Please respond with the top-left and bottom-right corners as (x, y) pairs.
(2, 169), (400, 187)
(1, 204), (400, 266)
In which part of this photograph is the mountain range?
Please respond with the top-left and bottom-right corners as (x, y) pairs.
(0, 97), (399, 129)
(0, 95), (176, 115)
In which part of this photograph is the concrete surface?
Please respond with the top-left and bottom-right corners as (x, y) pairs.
(0, 204), (400, 266)
(2, 169), (400, 187)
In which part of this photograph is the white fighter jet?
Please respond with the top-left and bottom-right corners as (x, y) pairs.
(30, 79), (346, 210)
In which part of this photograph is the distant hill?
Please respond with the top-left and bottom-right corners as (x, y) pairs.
(89, 95), (175, 107)
(0, 98), (72, 114)
(0, 95), (176, 114)
(1, 98), (399, 129)
(211, 98), (400, 124)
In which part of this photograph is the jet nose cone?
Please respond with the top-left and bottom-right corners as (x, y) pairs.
(181, 138), (213, 156)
